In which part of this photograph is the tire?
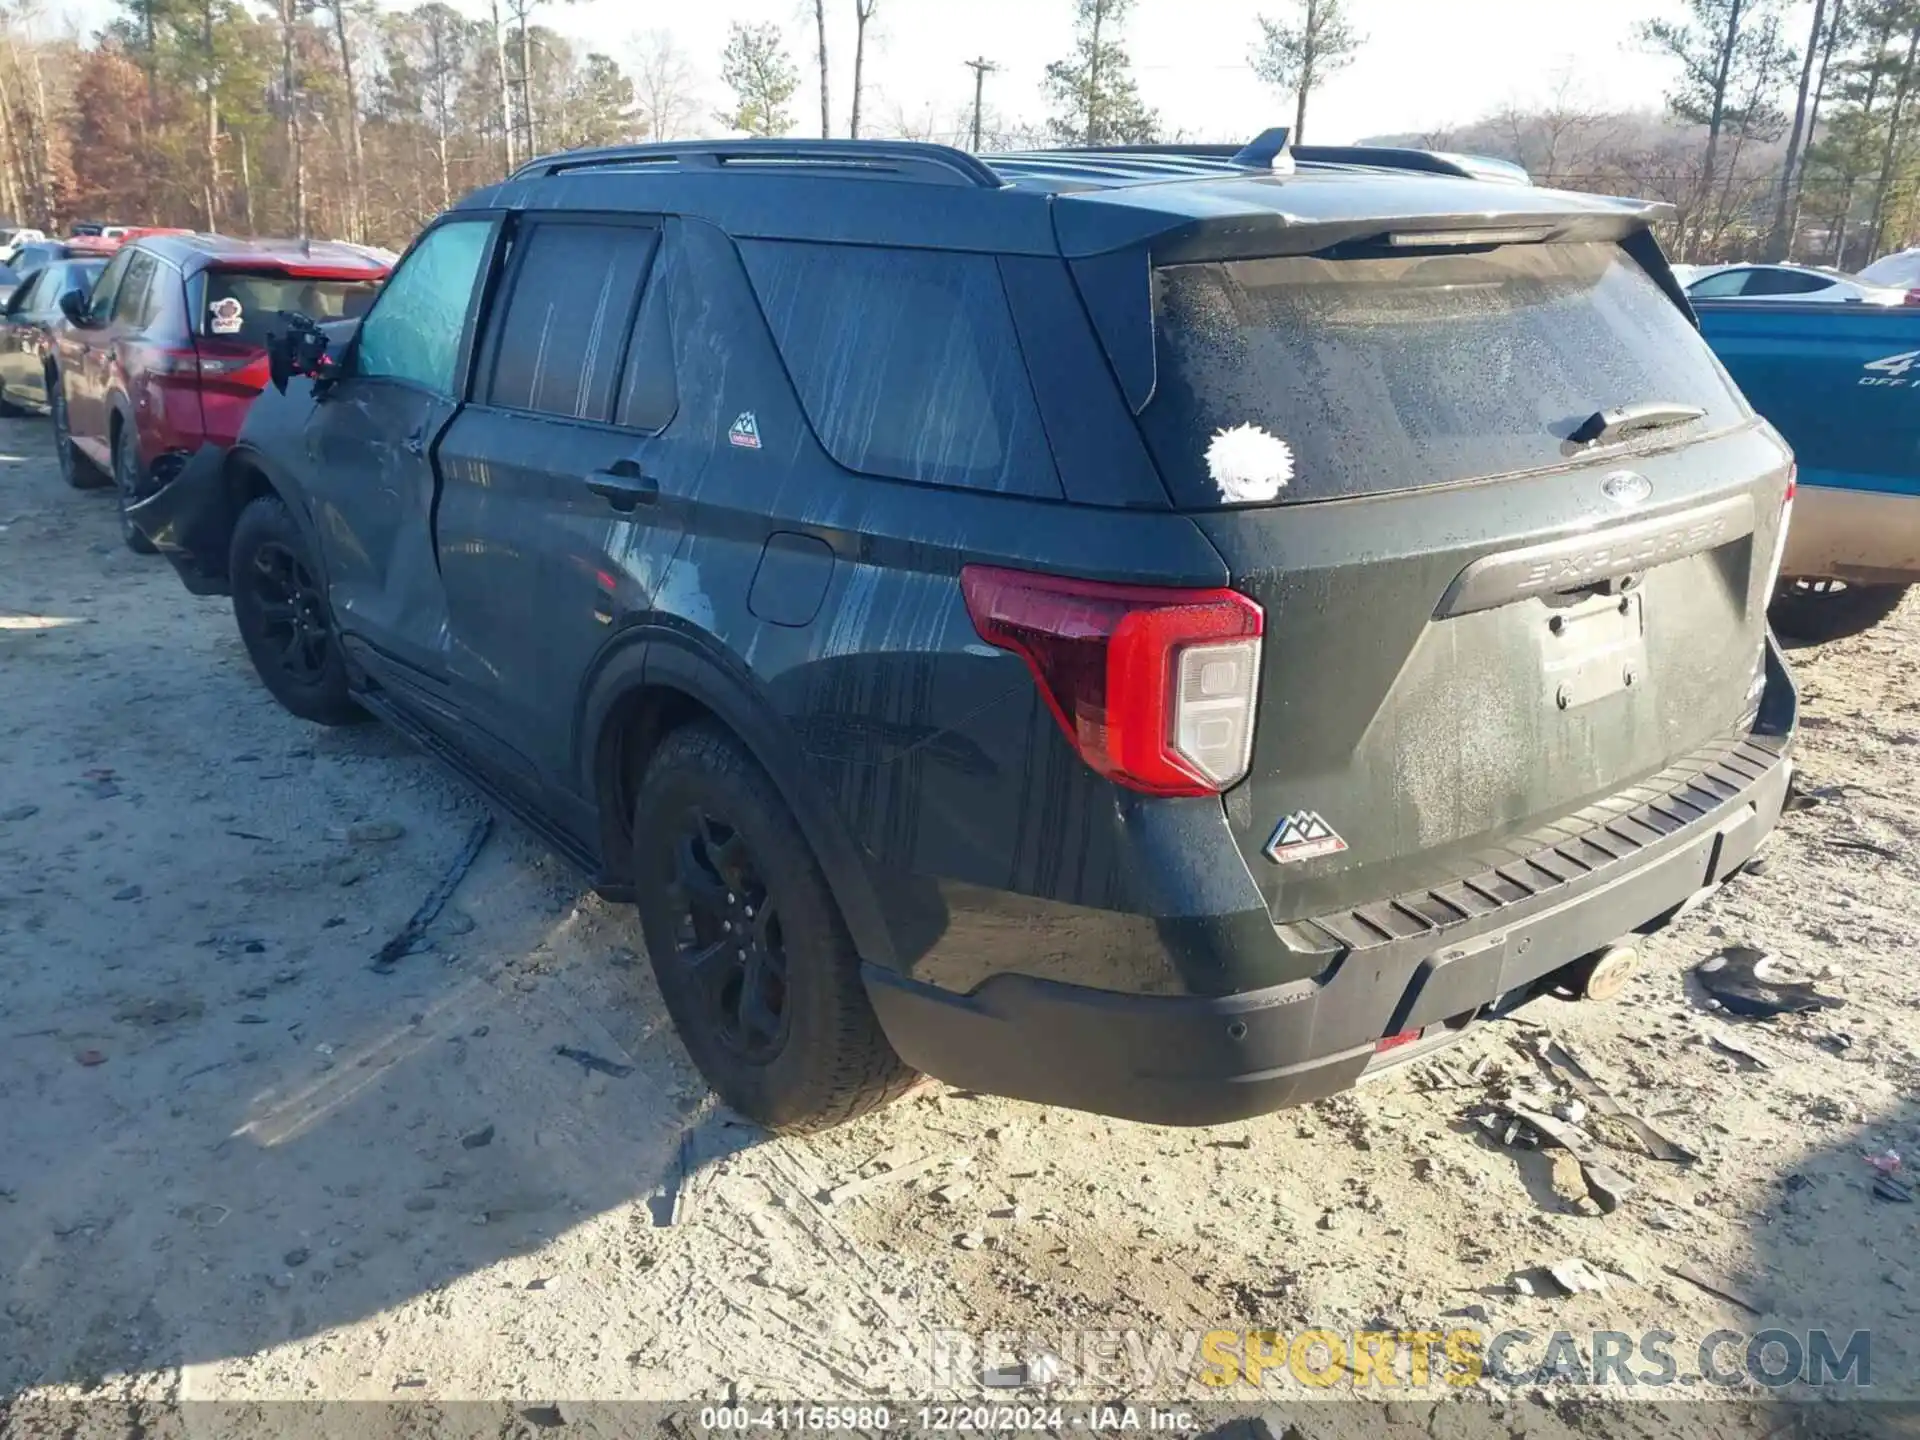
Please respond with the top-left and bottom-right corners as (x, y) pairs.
(111, 425), (158, 554)
(50, 373), (105, 490)
(1769, 579), (1911, 645)
(228, 494), (364, 726)
(632, 723), (916, 1132)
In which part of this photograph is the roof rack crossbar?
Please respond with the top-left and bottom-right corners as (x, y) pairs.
(510, 139), (1006, 189)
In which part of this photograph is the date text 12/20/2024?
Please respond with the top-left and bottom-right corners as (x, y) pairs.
(696, 1406), (1200, 1433)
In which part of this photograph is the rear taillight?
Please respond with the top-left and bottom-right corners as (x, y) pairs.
(1766, 464), (1796, 598)
(1904, 289), (1920, 306)
(195, 341), (269, 388)
(960, 565), (1263, 797)
(148, 347), (202, 377)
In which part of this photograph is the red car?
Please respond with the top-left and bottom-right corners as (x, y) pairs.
(50, 234), (389, 550)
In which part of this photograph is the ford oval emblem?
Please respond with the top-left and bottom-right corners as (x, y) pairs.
(1601, 471), (1653, 507)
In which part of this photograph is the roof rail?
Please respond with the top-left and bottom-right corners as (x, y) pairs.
(509, 139), (1006, 189)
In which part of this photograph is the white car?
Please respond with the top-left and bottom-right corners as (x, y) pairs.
(1859, 247), (1920, 291)
(1684, 261), (1909, 304)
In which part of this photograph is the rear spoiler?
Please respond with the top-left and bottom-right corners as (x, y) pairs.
(1084, 192), (1675, 265)
(1065, 189), (1690, 414)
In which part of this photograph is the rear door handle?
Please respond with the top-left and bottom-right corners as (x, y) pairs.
(587, 459), (658, 512)
(404, 426), (428, 458)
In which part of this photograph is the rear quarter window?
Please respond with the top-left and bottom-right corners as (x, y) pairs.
(1141, 241), (1749, 507)
(741, 240), (1061, 498)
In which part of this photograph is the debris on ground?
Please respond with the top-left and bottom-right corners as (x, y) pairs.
(1874, 1176), (1914, 1203)
(1709, 1031), (1774, 1069)
(1491, 1104), (1636, 1214)
(648, 1130), (697, 1228)
(370, 814), (493, 972)
(1667, 1263), (1765, 1315)
(823, 1150), (961, 1205)
(461, 1125), (495, 1150)
(1534, 1039), (1699, 1165)
(329, 819), (407, 844)
(1865, 1149), (1902, 1175)
(1547, 1258), (1609, 1295)
(1694, 945), (1847, 1018)
(553, 1046), (634, 1079)
(1828, 837), (1901, 861)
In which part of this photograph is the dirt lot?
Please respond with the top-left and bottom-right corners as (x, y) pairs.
(4, 410), (1919, 1438)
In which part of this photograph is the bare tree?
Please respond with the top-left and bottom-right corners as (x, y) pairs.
(849, 0), (877, 138)
(1494, 69), (1620, 183)
(630, 29), (699, 142)
(1789, 0), (1848, 250)
(811, 0), (829, 138)
(490, 0), (513, 171)
(275, 0), (308, 234)
(327, 0), (367, 240)
(1250, 0), (1361, 143)
(1765, 0), (1831, 257)
(1867, 10), (1920, 254)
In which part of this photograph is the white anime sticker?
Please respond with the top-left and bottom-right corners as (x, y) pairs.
(1205, 422), (1294, 503)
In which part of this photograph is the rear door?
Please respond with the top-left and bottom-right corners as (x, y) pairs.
(1126, 239), (1792, 922)
(435, 212), (669, 781)
(0, 269), (47, 399)
(61, 246), (133, 465)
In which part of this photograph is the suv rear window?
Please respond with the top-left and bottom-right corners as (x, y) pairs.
(1140, 241), (1747, 507)
(199, 269), (380, 344)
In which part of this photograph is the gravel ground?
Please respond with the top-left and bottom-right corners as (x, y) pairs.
(3, 411), (1917, 1438)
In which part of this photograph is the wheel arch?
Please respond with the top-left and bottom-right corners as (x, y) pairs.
(581, 624), (898, 969)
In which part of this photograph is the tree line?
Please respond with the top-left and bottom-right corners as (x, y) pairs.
(0, 0), (1913, 266)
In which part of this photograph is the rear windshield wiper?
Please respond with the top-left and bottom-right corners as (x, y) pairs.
(1569, 401), (1707, 446)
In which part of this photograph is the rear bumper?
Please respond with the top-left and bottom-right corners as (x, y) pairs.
(1783, 482), (1920, 585)
(864, 644), (1796, 1126)
(125, 443), (234, 595)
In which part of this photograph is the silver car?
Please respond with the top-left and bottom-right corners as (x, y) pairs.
(1685, 261), (1909, 304)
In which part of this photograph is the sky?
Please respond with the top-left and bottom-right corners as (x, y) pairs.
(56, 0), (1704, 146)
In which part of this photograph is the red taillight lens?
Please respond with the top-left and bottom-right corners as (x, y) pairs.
(960, 564), (1263, 797)
(190, 341), (270, 391)
(147, 347), (202, 377)
(1766, 464), (1796, 598)
(1904, 288), (1920, 306)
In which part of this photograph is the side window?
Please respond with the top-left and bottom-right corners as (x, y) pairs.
(355, 219), (492, 395)
(614, 247), (676, 433)
(1686, 269), (1748, 299)
(113, 253), (158, 328)
(1746, 268), (1830, 296)
(7, 270), (42, 315)
(487, 221), (657, 421)
(85, 249), (134, 324)
(741, 240), (1060, 496)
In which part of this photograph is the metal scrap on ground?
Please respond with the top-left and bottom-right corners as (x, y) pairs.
(1537, 1039), (1699, 1165)
(370, 813), (494, 973)
(1693, 945), (1846, 1018)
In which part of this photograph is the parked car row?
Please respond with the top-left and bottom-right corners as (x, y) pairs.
(47, 234), (387, 551)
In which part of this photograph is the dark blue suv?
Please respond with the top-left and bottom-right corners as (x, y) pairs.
(132, 135), (1798, 1131)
